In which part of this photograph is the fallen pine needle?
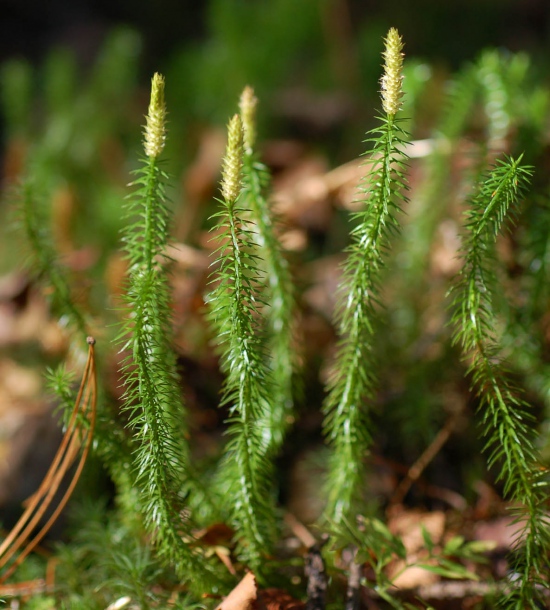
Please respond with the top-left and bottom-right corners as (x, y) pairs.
(0, 337), (97, 589)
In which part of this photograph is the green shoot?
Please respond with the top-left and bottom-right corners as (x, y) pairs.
(206, 114), (277, 568)
(239, 85), (299, 452)
(117, 74), (213, 588)
(449, 156), (550, 606)
(322, 27), (410, 523)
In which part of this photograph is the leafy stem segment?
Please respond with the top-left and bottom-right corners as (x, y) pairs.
(323, 113), (409, 523)
(118, 73), (212, 587)
(239, 86), (297, 452)
(207, 114), (276, 568)
(450, 156), (549, 606)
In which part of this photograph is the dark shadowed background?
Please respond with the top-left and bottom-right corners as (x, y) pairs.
(1, 0), (549, 68)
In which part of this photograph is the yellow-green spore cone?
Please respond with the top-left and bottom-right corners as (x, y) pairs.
(239, 85), (258, 154)
(221, 114), (244, 202)
(144, 73), (167, 158)
(380, 28), (404, 116)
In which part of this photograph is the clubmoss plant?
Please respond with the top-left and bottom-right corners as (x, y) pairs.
(206, 113), (277, 568)
(450, 156), (550, 606)
(322, 27), (410, 523)
(238, 85), (298, 452)
(6, 21), (550, 608)
(117, 73), (214, 587)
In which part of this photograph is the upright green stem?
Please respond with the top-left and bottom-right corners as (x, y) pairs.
(450, 156), (549, 606)
(238, 86), (297, 451)
(118, 73), (214, 589)
(323, 28), (409, 523)
(207, 114), (276, 568)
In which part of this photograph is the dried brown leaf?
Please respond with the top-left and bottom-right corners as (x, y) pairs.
(215, 572), (258, 610)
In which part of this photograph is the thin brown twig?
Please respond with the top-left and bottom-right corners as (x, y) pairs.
(0, 578), (53, 597)
(390, 412), (458, 507)
(284, 512), (317, 549)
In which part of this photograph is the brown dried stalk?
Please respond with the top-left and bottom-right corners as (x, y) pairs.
(0, 337), (97, 586)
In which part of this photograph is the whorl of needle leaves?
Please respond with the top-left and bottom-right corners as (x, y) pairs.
(450, 155), (550, 605)
(118, 75), (214, 588)
(206, 113), (277, 568)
